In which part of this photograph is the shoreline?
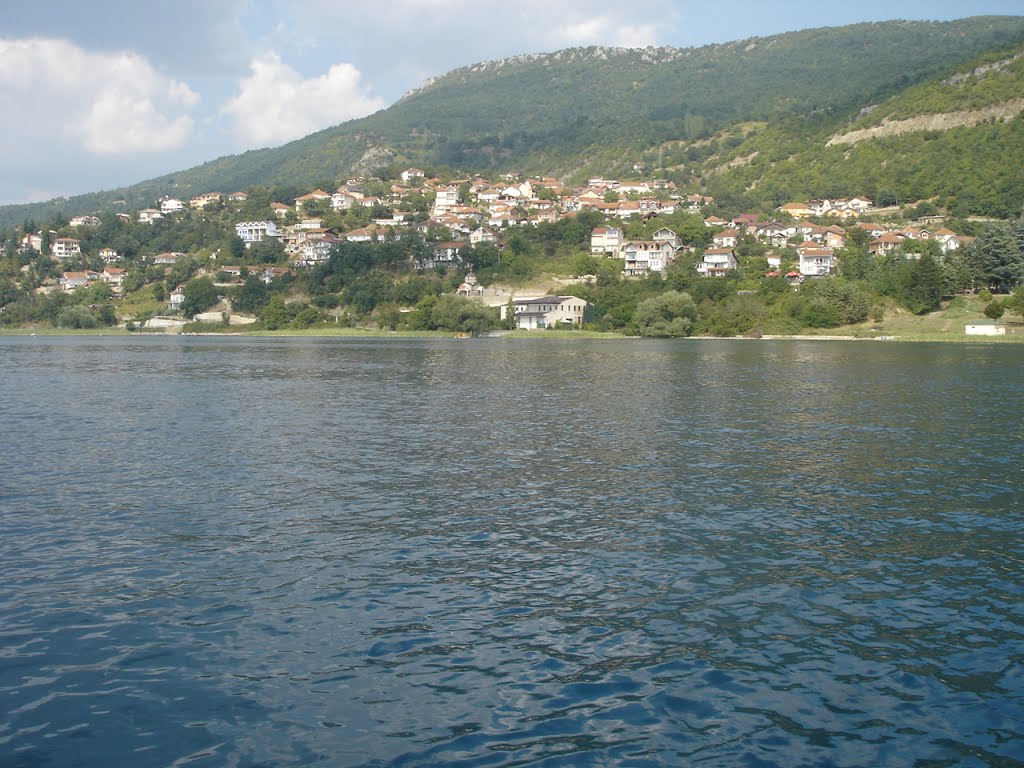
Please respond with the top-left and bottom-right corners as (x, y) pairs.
(3, 327), (1022, 343)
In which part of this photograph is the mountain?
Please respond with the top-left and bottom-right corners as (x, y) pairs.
(3, 16), (1024, 228)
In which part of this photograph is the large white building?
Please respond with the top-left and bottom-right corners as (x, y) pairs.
(502, 295), (592, 330)
(235, 220), (281, 246)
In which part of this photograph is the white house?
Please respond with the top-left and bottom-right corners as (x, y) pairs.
(432, 185), (459, 215)
(235, 220), (281, 246)
(697, 248), (738, 277)
(138, 209), (164, 224)
(69, 215), (101, 228)
(159, 198), (185, 214)
(652, 228), (682, 248)
(621, 241), (676, 276)
(153, 252), (184, 264)
(99, 247), (120, 263)
(101, 267), (125, 290)
(168, 287), (185, 310)
(470, 228), (498, 245)
(712, 228), (740, 248)
(503, 295), (592, 330)
(590, 226), (623, 256)
(51, 238), (82, 260)
(60, 270), (98, 291)
(797, 246), (835, 276)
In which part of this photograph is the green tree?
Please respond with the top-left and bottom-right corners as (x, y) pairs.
(1005, 286), (1024, 322)
(180, 277), (219, 318)
(633, 291), (697, 337)
(231, 275), (270, 314)
(984, 299), (1005, 321)
(56, 304), (98, 329)
(968, 224), (1024, 293)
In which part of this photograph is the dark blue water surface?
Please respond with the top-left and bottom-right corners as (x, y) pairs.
(0, 335), (1022, 767)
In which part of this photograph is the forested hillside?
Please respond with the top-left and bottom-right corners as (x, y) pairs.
(2, 16), (1024, 228)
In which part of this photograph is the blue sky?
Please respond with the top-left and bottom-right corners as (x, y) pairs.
(1, 0), (1021, 206)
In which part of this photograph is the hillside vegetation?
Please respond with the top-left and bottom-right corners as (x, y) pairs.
(3, 16), (1024, 228)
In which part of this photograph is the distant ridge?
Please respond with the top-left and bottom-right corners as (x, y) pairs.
(4, 16), (1024, 226)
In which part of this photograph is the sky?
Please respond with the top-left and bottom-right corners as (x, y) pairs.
(1, 0), (1022, 206)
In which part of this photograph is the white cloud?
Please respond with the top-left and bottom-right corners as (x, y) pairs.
(221, 52), (386, 147)
(0, 38), (199, 156)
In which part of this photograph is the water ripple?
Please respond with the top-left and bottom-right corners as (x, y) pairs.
(0, 336), (1021, 766)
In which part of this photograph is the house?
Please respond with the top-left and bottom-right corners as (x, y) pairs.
(797, 245), (835, 276)
(190, 192), (222, 209)
(69, 215), (101, 228)
(704, 215), (727, 228)
(344, 226), (383, 243)
(295, 237), (343, 267)
(227, 191), (248, 202)
(51, 238), (82, 259)
(455, 272), (485, 298)
(416, 242), (467, 270)
(965, 321), (1011, 336)
(697, 248), (738, 277)
(869, 232), (905, 256)
(60, 270), (98, 291)
(153, 252), (184, 264)
(808, 199), (834, 217)
(621, 241), (676, 276)
(168, 287), (185, 311)
(845, 196), (874, 213)
(652, 228), (682, 248)
(945, 235), (974, 253)
(751, 221), (793, 247)
(432, 185), (459, 215)
(685, 194), (714, 211)
(855, 222), (888, 239)
(99, 247), (120, 263)
(330, 189), (358, 210)
(503, 295), (592, 330)
(470, 228), (498, 245)
(261, 266), (292, 284)
(591, 226), (623, 256)
(138, 209), (164, 224)
(779, 202), (813, 218)
(220, 265), (245, 279)
(822, 226), (847, 249)
(712, 228), (740, 248)
(270, 202), (291, 219)
(400, 168), (425, 183)
(294, 189), (330, 210)
(159, 198), (185, 214)
(20, 233), (43, 252)
(235, 220), (281, 246)
(100, 267), (125, 289)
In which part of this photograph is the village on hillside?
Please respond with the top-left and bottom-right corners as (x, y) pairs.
(3, 166), (1014, 335)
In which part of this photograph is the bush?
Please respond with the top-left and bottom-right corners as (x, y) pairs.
(983, 300), (1005, 321)
(56, 304), (99, 329)
(802, 300), (841, 328)
(633, 291), (698, 337)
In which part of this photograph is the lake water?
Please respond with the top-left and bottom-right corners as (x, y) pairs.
(0, 335), (1021, 767)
